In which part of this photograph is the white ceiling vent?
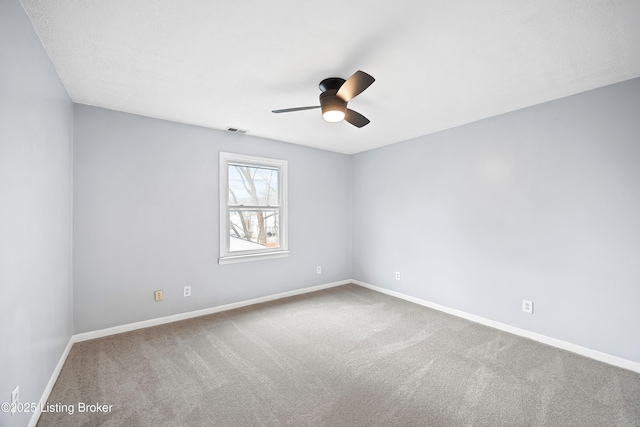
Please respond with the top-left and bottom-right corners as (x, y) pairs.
(225, 127), (248, 134)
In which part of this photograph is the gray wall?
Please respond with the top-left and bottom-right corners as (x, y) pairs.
(352, 78), (640, 363)
(73, 105), (351, 333)
(0, 0), (74, 425)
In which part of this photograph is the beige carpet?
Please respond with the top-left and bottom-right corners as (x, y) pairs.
(37, 284), (640, 426)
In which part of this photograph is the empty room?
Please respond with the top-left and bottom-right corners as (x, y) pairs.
(2, 0), (640, 425)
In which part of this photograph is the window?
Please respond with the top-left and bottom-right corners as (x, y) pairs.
(219, 152), (288, 264)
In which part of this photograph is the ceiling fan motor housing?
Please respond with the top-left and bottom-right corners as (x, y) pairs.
(318, 77), (345, 92)
(319, 89), (347, 121)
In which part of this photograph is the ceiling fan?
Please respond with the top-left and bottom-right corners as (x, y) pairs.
(272, 70), (375, 128)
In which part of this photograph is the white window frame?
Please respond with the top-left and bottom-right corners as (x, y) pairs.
(219, 152), (288, 265)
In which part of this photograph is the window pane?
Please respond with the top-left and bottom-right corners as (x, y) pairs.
(228, 165), (278, 206)
(229, 209), (279, 252)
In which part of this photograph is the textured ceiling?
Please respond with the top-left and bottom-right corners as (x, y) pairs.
(21, 0), (640, 154)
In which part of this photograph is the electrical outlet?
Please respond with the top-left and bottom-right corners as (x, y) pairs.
(395, 272), (400, 280)
(183, 286), (191, 297)
(11, 386), (19, 415)
(317, 266), (321, 274)
(522, 299), (533, 314)
(154, 290), (163, 302)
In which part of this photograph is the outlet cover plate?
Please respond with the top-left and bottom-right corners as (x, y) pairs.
(522, 299), (533, 314)
(183, 286), (191, 297)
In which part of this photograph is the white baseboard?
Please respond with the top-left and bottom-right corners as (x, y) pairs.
(352, 280), (640, 374)
(28, 337), (74, 427)
(74, 280), (350, 342)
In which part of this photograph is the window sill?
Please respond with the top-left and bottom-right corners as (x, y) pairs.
(219, 250), (289, 265)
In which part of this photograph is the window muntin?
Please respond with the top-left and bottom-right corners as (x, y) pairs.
(220, 153), (288, 264)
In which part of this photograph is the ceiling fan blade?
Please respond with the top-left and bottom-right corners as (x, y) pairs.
(345, 109), (370, 128)
(272, 106), (321, 113)
(336, 70), (375, 102)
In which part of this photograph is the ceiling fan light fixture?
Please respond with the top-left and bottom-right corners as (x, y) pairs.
(320, 90), (347, 123)
(322, 108), (346, 122)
